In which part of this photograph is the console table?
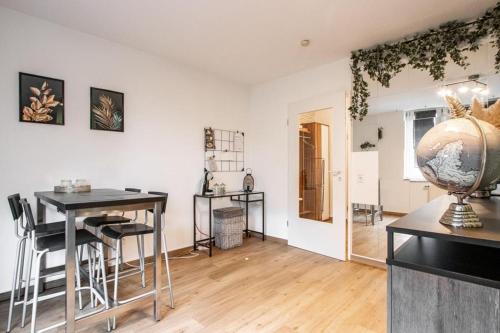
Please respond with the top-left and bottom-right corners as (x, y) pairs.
(193, 191), (265, 256)
(386, 195), (500, 333)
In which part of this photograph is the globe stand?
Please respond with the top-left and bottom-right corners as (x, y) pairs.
(439, 195), (482, 228)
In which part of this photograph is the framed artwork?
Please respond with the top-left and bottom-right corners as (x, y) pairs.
(19, 72), (64, 125)
(90, 87), (124, 132)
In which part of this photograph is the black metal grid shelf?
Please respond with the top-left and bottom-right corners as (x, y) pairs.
(204, 128), (245, 172)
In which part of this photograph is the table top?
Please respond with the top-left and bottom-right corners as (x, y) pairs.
(35, 188), (166, 211)
(194, 191), (264, 198)
(387, 195), (500, 248)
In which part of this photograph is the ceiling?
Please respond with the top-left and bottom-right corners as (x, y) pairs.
(0, 0), (497, 84)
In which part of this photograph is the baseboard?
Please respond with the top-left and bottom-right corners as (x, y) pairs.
(166, 245), (194, 258)
(350, 254), (387, 270)
(263, 234), (288, 245)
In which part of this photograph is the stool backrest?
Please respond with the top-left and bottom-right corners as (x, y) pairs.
(148, 191), (168, 214)
(7, 193), (23, 221)
(125, 188), (141, 193)
(19, 199), (36, 233)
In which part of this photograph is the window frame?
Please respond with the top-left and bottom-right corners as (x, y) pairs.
(404, 108), (447, 182)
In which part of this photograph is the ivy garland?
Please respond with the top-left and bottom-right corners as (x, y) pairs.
(350, 2), (500, 120)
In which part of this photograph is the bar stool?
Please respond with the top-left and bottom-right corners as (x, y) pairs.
(145, 191), (174, 308)
(6, 194), (67, 332)
(20, 199), (110, 333)
(100, 191), (173, 329)
(83, 188), (141, 270)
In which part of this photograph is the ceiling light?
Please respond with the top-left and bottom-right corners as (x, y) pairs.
(437, 88), (453, 97)
(437, 75), (488, 97)
(300, 39), (310, 47)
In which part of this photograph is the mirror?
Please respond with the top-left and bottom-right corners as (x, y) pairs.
(298, 109), (332, 222)
(350, 43), (500, 262)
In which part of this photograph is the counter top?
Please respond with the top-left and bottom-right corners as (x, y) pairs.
(387, 195), (500, 248)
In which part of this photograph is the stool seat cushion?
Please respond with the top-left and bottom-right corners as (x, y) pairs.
(101, 223), (153, 240)
(84, 215), (131, 228)
(36, 229), (101, 252)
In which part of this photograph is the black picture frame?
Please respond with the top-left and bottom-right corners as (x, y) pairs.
(19, 72), (65, 125)
(90, 87), (124, 132)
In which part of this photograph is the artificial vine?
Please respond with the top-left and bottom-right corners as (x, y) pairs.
(350, 2), (500, 120)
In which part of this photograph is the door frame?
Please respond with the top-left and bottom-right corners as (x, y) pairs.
(287, 90), (349, 260)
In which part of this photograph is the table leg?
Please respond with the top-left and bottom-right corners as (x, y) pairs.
(245, 193), (249, 238)
(36, 198), (47, 292)
(262, 193), (265, 241)
(153, 201), (162, 321)
(36, 198), (46, 224)
(65, 210), (76, 332)
(208, 198), (212, 257)
(193, 196), (197, 251)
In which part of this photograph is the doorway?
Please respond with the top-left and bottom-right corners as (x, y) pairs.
(287, 91), (347, 260)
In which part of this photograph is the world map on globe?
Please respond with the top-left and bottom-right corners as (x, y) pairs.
(416, 117), (500, 194)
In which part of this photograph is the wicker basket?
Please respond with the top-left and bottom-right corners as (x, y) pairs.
(214, 207), (244, 250)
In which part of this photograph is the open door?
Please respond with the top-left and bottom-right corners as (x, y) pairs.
(287, 91), (348, 260)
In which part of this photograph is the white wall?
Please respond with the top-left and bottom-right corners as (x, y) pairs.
(247, 60), (350, 239)
(0, 7), (249, 293)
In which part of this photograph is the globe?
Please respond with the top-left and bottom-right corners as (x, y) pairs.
(416, 117), (500, 194)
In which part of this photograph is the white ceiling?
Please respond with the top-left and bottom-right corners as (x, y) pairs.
(0, 0), (497, 84)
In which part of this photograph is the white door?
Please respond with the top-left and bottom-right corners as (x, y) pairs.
(287, 91), (347, 260)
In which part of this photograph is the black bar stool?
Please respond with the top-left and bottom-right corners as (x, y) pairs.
(6, 194), (67, 332)
(100, 191), (173, 329)
(83, 188), (141, 275)
(20, 199), (110, 333)
(145, 191), (174, 308)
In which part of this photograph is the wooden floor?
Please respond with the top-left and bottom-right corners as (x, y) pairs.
(1, 237), (386, 333)
(352, 213), (410, 261)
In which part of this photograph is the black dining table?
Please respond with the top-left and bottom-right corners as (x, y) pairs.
(34, 188), (166, 332)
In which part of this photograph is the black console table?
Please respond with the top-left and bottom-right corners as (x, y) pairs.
(193, 191), (265, 256)
(386, 195), (500, 333)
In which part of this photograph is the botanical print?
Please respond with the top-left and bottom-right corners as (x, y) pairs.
(19, 73), (64, 125)
(90, 87), (124, 132)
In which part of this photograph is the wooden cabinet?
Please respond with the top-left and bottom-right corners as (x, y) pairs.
(387, 196), (500, 333)
(390, 266), (500, 333)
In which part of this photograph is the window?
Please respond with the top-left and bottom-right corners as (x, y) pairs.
(404, 109), (447, 181)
